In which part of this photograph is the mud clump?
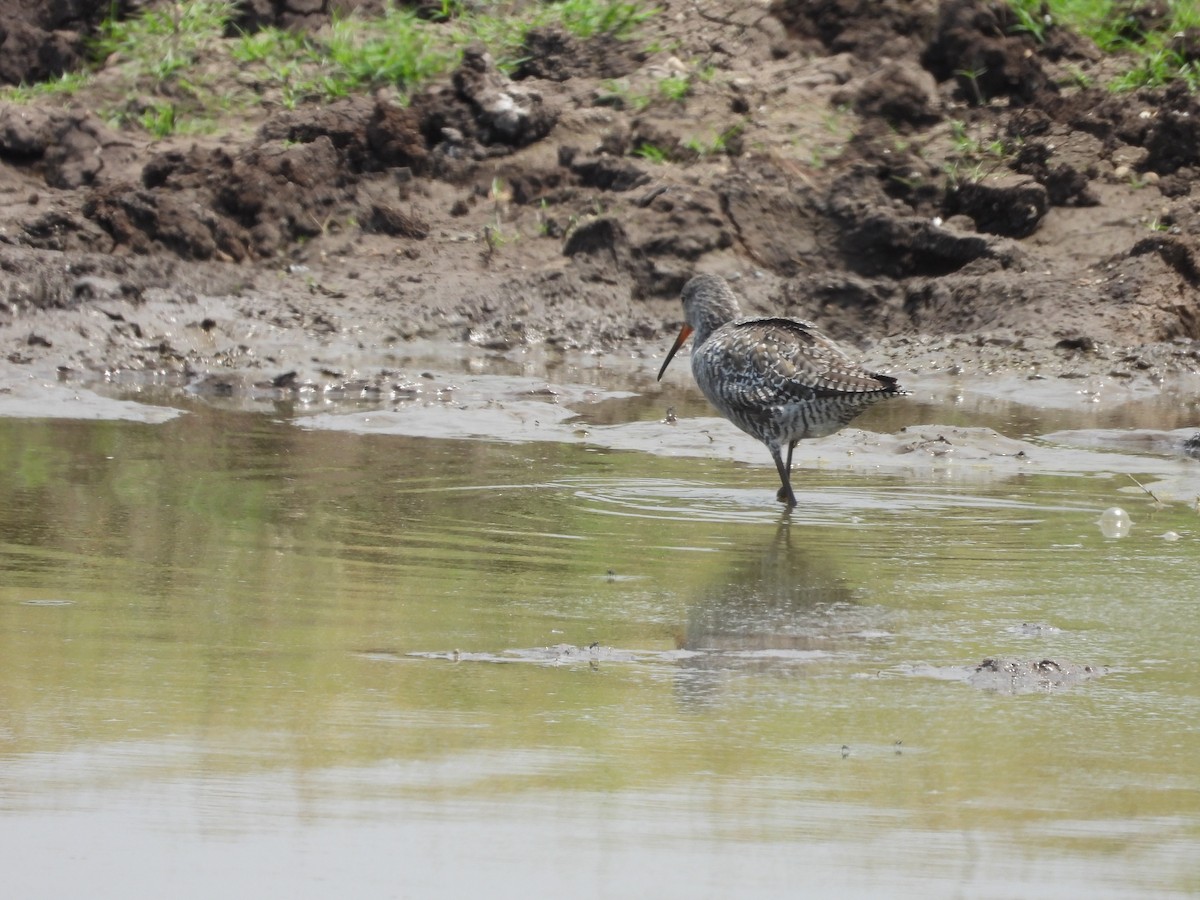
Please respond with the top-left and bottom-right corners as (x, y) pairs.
(0, 105), (140, 190)
(0, 0), (114, 86)
(947, 175), (1048, 238)
(847, 61), (942, 130)
(901, 658), (1108, 694)
(770, 0), (939, 59)
(922, 0), (1052, 105)
(8, 48), (559, 260)
(967, 658), (1106, 693)
(1140, 82), (1200, 175)
(515, 26), (642, 82)
(83, 183), (254, 261)
(1012, 142), (1098, 207)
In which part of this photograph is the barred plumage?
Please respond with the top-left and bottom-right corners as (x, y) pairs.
(657, 274), (905, 507)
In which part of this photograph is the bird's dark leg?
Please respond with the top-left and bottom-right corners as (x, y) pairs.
(775, 441), (798, 505)
(771, 446), (798, 507)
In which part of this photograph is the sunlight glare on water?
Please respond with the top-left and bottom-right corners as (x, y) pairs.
(1, 385), (1199, 898)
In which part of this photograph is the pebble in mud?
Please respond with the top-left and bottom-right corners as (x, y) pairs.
(1098, 506), (1132, 539)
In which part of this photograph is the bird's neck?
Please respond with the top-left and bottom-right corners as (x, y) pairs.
(694, 299), (740, 347)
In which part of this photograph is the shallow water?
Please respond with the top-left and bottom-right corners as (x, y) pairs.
(2, 355), (1199, 898)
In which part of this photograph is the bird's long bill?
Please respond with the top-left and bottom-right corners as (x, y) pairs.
(656, 325), (693, 381)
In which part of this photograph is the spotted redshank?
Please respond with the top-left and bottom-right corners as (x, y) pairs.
(657, 274), (904, 507)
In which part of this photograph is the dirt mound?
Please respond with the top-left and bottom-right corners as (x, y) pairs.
(5, 44), (560, 261)
(770, 0), (940, 59)
(0, 0), (119, 86)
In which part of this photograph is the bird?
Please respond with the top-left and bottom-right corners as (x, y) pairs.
(656, 274), (905, 508)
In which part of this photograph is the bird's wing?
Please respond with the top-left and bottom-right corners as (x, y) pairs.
(698, 317), (897, 409)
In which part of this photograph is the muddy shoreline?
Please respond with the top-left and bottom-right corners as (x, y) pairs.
(3, 1), (1200, 408)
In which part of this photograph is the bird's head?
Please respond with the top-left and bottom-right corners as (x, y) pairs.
(657, 274), (741, 381)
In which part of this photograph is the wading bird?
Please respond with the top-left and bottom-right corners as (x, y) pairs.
(657, 274), (904, 507)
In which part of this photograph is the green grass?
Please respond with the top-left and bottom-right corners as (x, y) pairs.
(323, 5), (453, 92)
(138, 100), (179, 139)
(942, 118), (1017, 186)
(682, 122), (744, 157)
(1009, 0), (1200, 90)
(633, 142), (668, 163)
(0, 70), (92, 101)
(949, 119), (1011, 159)
(0, 0), (661, 138)
(93, 0), (235, 81)
(3, 0), (1197, 144)
(554, 0), (658, 39)
(597, 79), (652, 110)
(1109, 42), (1200, 92)
(657, 74), (690, 102)
(230, 26), (311, 65)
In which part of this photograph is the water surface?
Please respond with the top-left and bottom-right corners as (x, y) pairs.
(2, 359), (1199, 897)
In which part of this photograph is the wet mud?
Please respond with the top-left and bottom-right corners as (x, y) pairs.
(403, 648), (1107, 694)
(898, 658), (1108, 694)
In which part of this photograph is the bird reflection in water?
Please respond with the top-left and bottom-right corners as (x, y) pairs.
(670, 522), (875, 707)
